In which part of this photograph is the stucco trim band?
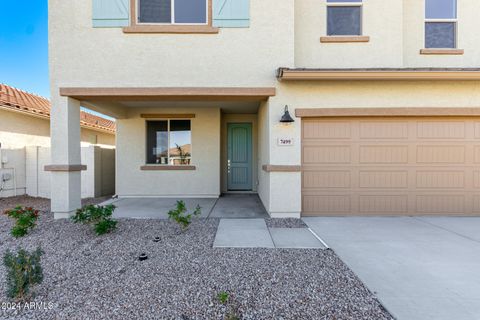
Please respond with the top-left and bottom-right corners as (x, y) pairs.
(140, 165), (196, 171)
(295, 107), (480, 118)
(140, 114), (196, 119)
(277, 68), (480, 81)
(59, 87), (276, 102)
(44, 165), (87, 172)
(262, 165), (302, 172)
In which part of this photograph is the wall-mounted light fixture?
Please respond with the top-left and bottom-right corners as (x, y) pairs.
(280, 105), (295, 123)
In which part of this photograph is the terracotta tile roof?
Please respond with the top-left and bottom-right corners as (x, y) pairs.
(0, 84), (115, 133)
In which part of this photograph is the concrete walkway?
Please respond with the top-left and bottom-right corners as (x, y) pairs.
(104, 197), (217, 219)
(209, 194), (268, 218)
(304, 216), (480, 320)
(213, 219), (325, 249)
(102, 194), (268, 219)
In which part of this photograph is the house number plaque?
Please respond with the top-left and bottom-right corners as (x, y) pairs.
(278, 138), (294, 146)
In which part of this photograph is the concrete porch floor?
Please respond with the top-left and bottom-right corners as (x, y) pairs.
(101, 194), (268, 219)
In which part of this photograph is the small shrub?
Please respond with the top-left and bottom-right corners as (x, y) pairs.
(216, 291), (241, 320)
(217, 291), (230, 305)
(225, 312), (240, 320)
(71, 204), (117, 236)
(167, 201), (201, 231)
(4, 206), (39, 238)
(3, 247), (44, 300)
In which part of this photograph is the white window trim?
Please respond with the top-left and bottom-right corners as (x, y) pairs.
(146, 119), (193, 166)
(424, 20), (458, 49)
(326, 1), (364, 36)
(137, 0), (209, 26)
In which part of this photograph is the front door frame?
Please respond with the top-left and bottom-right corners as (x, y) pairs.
(227, 122), (253, 191)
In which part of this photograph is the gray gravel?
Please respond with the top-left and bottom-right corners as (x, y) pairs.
(0, 196), (392, 320)
(265, 218), (308, 229)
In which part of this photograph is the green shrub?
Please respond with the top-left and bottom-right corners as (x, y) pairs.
(3, 247), (44, 300)
(71, 204), (117, 236)
(167, 201), (201, 231)
(4, 206), (39, 238)
(217, 291), (230, 305)
(216, 291), (241, 320)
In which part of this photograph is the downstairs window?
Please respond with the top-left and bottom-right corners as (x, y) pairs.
(146, 120), (192, 165)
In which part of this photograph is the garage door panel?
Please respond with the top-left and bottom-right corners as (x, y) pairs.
(416, 145), (466, 164)
(473, 171), (480, 188)
(302, 170), (351, 189)
(359, 195), (408, 213)
(359, 145), (409, 164)
(359, 171), (408, 188)
(473, 146), (480, 163)
(303, 195), (351, 214)
(360, 121), (409, 139)
(303, 145), (351, 164)
(417, 121), (466, 139)
(472, 196), (480, 213)
(416, 171), (465, 189)
(474, 123), (480, 138)
(303, 120), (351, 139)
(302, 118), (480, 216)
(416, 195), (465, 213)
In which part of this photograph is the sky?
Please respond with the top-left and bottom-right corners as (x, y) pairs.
(0, 1), (114, 120)
(0, 0), (49, 98)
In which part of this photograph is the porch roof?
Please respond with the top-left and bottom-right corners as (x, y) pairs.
(60, 87), (276, 102)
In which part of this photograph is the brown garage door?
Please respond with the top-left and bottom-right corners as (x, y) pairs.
(302, 117), (480, 216)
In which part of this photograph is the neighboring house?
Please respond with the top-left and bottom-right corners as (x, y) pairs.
(0, 84), (116, 198)
(0, 84), (115, 149)
(49, 0), (480, 218)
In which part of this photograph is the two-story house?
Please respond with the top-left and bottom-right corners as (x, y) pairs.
(49, 0), (480, 218)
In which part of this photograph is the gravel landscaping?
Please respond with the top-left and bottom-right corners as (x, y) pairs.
(0, 196), (392, 320)
(265, 218), (308, 229)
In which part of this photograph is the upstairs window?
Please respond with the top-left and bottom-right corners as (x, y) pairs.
(327, 0), (363, 36)
(138, 0), (208, 24)
(425, 0), (457, 48)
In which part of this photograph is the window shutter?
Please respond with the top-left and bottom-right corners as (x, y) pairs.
(93, 0), (130, 28)
(213, 0), (250, 28)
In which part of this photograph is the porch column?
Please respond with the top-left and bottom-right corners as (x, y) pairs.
(47, 96), (83, 219)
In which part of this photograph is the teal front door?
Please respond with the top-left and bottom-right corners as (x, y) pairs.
(227, 123), (253, 191)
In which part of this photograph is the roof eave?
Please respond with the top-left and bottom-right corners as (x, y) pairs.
(277, 68), (480, 81)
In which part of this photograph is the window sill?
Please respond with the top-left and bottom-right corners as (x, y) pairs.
(123, 25), (219, 34)
(420, 49), (464, 55)
(140, 165), (196, 171)
(320, 36), (370, 43)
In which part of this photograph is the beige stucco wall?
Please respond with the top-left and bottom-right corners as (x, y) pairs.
(116, 107), (220, 197)
(403, 0), (480, 67)
(0, 109), (115, 149)
(220, 114), (258, 193)
(295, 0), (480, 68)
(48, 0), (294, 90)
(0, 110), (51, 149)
(257, 101), (270, 211)
(295, 0), (404, 68)
(81, 127), (116, 147)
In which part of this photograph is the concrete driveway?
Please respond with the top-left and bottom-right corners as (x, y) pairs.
(304, 216), (480, 320)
